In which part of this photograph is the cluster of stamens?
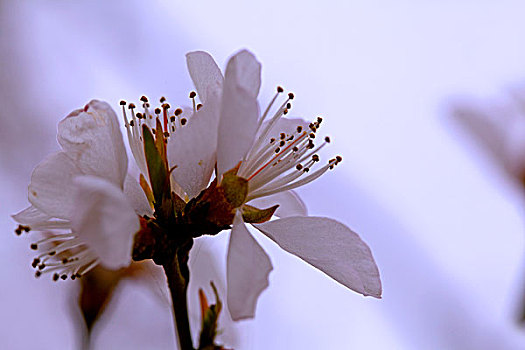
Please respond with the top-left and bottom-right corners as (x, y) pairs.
(16, 223), (99, 281)
(120, 93), (199, 177)
(237, 86), (342, 201)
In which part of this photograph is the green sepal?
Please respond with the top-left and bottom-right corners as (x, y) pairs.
(220, 171), (248, 208)
(143, 124), (171, 218)
(242, 204), (279, 224)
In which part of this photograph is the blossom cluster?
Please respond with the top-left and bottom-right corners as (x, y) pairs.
(13, 50), (381, 320)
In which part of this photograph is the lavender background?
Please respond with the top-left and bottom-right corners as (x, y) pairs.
(2, 1), (525, 349)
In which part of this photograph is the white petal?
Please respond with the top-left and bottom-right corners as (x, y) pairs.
(225, 49), (261, 98)
(28, 152), (83, 219)
(58, 100), (128, 187)
(217, 52), (261, 180)
(167, 98), (219, 199)
(186, 51), (223, 103)
(227, 211), (273, 321)
(247, 190), (307, 218)
(12, 205), (52, 224)
(124, 174), (153, 216)
(255, 216), (382, 298)
(71, 175), (139, 270)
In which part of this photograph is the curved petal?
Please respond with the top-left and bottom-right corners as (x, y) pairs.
(58, 100), (128, 188)
(247, 190), (307, 218)
(217, 51), (261, 180)
(71, 175), (139, 270)
(227, 211), (273, 321)
(124, 174), (153, 216)
(186, 51), (224, 103)
(255, 216), (382, 298)
(28, 152), (83, 219)
(226, 49), (261, 98)
(12, 205), (52, 224)
(167, 97), (219, 199)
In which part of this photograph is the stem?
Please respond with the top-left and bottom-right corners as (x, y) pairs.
(163, 246), (194, 350)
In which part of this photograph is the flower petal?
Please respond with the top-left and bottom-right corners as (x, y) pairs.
(186, 51), (224, 103)
(58, 100), (128, 188)
(225, 49), (261, 98)
(124, 174), (153, 216)
(12, 205), (52, 224)
(28, 152), (83, 219)
(255, 216), (382, 298)
(167, 98), (219, 199)
(227, 211), (273, 321)
(247, 190), (307, 218)
(71, 175), (139, 270)
(217, 51), (261, 180)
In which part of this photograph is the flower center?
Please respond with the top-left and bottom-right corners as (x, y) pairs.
(237, 87), (342, 201)
(119, 93), (199, 178)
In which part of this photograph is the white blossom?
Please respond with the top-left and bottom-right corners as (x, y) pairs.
(187, 50), (382, 321)
(13, 100), (150, 280)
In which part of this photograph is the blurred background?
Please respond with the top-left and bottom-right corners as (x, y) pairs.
(3, 0), (525, 349)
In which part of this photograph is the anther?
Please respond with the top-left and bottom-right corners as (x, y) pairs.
(62, 258), (68, 264)
(128, 103), (136, 109)
(286, 103), (291, 109)
(280, 133), (286, 139)
(119, 100), (127, 106)
(38, 264), (45, 270)
(32, 258), (40, 268)
(317, 116), (323, 123)
(170, 116), (176, 122)
(283, 109), (289, 115)
(189, 91), (197, 99)
(296, 164), (303, 170)
(275, 147), (281, 153)
(336, 156), (342, 163)
(277, 86), (284, 93)
(270, 138), (276, 143)
(30, 243), (38, 250)
(324, 136), (331, 143)
(53, 273), (59, 281)
(279, 140), (285, 147)
(197, 103), (203, 110)
(154, 107), (161, 115)
(309, 133), (316, 139)
(180, 118), (187, 126)
(163, 132), (170, 138)
(175, 108), (183, 116)
(129, 120), (135, 127)
(312, 154), (320, 162)
(293, 146), (299, 152)
(160, 96), (166, 103)
(15, 227), (22, 236)
(297, 126), (303, 133)
(61, 274), (67, 280)
(162, 103), (170, 110)
(288, 92), (295, 99)
(35, 271), (42, 278)
(136, 112), (143, 119)
(140, 96), (149, 103)
(48, 251), (56, 256)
